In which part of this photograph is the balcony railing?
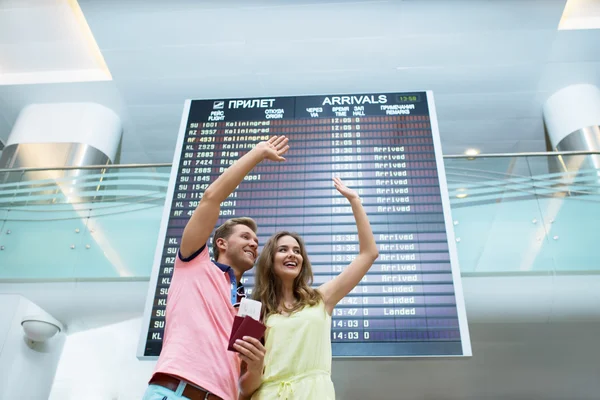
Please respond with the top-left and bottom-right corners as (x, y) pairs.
(0, 151), (598, 280)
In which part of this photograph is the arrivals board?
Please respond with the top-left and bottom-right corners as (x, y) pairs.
(138, 91), (471, 358)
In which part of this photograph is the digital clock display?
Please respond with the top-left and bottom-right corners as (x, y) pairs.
(396, 94), (421, 103)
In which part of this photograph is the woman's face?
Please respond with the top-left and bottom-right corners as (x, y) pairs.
(272, 235), (303, 282)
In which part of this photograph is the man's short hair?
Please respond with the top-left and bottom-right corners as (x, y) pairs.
(212, 217), (258, 261)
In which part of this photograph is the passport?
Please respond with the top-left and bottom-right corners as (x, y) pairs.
(227, 315), (266, 352)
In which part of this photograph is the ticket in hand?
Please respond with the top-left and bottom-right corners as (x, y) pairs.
(238, 298), (262, 321)
(228, 299), (266, 352)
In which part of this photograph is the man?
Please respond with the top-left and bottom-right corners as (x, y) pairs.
(143, 136), (290, 400)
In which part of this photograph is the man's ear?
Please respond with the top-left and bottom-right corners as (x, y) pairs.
(215, 237), (227, 252)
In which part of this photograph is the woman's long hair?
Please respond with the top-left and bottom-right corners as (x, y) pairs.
(253, 231), (321, 318)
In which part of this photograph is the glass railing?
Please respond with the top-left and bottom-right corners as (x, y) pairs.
(446, 152), (600, 274)
(0, 166), (170, 280)
(0, 151), (599, 280)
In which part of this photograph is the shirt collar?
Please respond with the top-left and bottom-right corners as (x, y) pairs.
(214, 261), (245, 306)
(214, 261), (233, 274)
(214, 261), (244, 288)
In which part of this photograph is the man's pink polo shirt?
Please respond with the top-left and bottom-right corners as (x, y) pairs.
(151, 244), (241, 400)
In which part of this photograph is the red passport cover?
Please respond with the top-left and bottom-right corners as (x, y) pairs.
(227, 315), (266, 352)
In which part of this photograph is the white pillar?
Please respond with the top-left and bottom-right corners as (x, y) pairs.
(543, 84), (600, 147)
(543, 84), (600, 171)
(0, 102), (122, 169)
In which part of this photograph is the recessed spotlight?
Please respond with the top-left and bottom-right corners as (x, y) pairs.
(456, 193), (468, 199)
(464, 148), (480, 157)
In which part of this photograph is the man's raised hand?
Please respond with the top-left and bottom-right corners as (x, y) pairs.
(255, 135), (289, 162)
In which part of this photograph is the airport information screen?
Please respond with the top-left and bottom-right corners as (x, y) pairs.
(138, 91), (471, 358)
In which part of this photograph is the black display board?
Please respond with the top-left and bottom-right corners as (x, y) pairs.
(138, 91), (471, 358)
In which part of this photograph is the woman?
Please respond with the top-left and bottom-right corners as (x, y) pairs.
(246, 177), (379, 399)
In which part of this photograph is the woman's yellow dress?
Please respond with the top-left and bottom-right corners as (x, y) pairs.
(251, 301), (335, 400)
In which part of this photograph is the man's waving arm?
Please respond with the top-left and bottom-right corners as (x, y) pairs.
(179, 136), (289, 258)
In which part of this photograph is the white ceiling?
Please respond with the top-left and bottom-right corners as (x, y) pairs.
(560, 0), (600, 30)
(1, 0), (600, 163)
(0, 0), (110, 85)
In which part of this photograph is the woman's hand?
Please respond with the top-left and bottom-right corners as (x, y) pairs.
(333, 177), (359, 201)
(234, 336), (266, 374)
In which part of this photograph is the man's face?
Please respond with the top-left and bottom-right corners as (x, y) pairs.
(221, 224), (258, 271)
